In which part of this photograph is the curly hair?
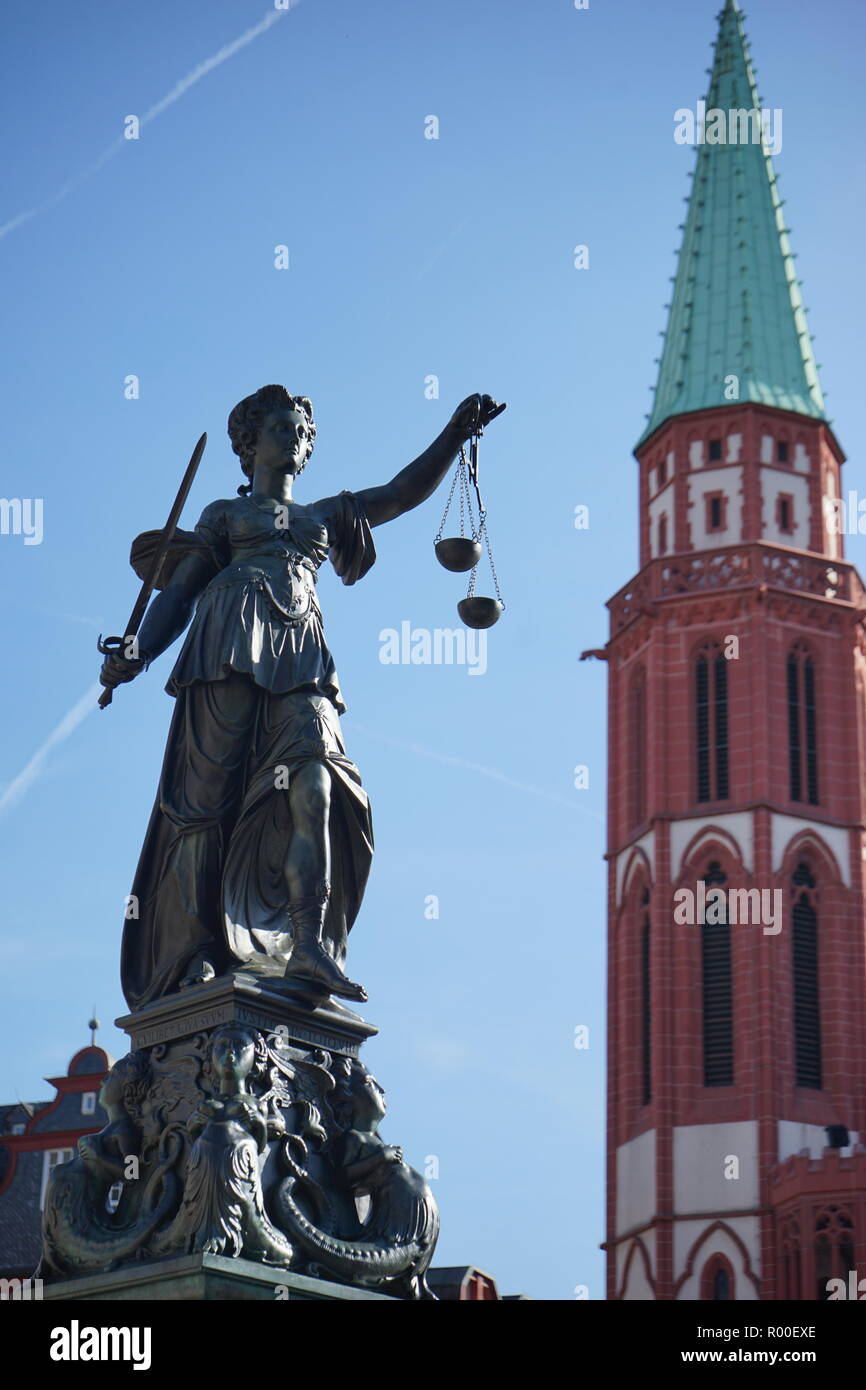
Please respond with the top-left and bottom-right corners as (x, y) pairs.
(227, 385), (317, 495)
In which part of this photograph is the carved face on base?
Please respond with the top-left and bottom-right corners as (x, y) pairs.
(209, 1027), (257, 1095)
(354, 1070), (387, 1127)
(97, 1051), (149, 1122)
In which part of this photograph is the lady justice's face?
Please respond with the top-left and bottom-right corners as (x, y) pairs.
(254, 407), (312, 476)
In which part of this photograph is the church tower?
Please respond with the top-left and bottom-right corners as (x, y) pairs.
(605, 0), (866, 1300)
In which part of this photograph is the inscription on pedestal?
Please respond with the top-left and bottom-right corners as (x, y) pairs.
(130, 1008), (360, 1056)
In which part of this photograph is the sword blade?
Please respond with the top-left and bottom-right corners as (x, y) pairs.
(125, 430), (208, 636)
(98, 430), (207, 708)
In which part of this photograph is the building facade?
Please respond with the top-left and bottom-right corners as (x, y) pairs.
(605, 0), (866, 1300)
(0, 1041), (110, 1283)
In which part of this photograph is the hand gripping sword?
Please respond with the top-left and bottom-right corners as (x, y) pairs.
(97, 431), (207, 709)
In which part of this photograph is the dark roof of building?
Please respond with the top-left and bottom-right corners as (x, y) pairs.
(0, 1149), (43, 1275)
(0, 1103), (47, 1136)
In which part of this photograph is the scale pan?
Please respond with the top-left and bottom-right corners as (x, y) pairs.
(458, 597), (503, 629)
(435, 538), (482, 572)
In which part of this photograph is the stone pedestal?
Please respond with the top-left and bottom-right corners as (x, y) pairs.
(42, 1252), (395, 1301)
(116, 971), (378, 1059)
(39, 973), (439, 1300)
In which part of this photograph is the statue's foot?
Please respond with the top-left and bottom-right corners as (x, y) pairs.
(179, 954), (216, 990)
(274, 975), (366, 1022)
(284, 945), (368, 1004)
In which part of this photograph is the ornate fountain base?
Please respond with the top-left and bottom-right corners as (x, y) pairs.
(38, 975), (440, 1301)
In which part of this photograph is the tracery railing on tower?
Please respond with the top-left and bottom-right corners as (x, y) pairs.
(608, 544), (860, 634)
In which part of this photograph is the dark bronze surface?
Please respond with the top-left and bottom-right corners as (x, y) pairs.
(435, 537), (482, 572)
(53, 386), (506, 1298)
(457, 596), (504, 629)
(98, 387), (504, 1010)
(97, 432), (208, 708)
(40, 1006), (439, 1298)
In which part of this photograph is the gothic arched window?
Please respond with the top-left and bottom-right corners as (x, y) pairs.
(787, 645), (819, 804)
(700, 1252), (736, 1300)
(695, 642), (729, 803)
(792, 862), (822, 1090)
(701, 861), (733, 1087)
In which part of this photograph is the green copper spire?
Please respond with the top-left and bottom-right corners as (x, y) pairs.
(639, 0), (825, 445)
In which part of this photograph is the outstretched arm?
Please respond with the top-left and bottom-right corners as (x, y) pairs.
(355, 394), (504, 527)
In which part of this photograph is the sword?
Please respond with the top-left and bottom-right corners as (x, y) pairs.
(97, 431), (207, 709)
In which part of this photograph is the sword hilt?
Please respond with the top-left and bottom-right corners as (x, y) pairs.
(97, 634), (128, 709)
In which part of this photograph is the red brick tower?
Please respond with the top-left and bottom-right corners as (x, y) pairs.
(605, 1), (866, 1301)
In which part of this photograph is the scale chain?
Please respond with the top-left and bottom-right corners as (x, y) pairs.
(466, 511), (504, 607)
(433, 452), (463, 543)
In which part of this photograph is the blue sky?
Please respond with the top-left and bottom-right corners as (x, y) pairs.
(1, 0), (864, 1300)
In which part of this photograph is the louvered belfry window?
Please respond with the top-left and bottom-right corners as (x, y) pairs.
(696, 642), (729, 803)
(792, 861), (822, 1089)
(701, 861), (733, 1087)
(787, 645), (819, 804)
(640, 892), (651, 1106)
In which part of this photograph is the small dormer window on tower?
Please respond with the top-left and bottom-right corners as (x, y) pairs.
(706, 492), (727, 534)
(777, 494), (795, 535)
(777, 440), (789, 464)
(708, 438), (723, 462)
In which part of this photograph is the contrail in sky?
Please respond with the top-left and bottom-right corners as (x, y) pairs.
(351, 724), (603, 819)
(0, 684), (101, 815)
(0, 4), (300, 241)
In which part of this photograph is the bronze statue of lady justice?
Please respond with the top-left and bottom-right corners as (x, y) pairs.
(99, 386), (504, 1013)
